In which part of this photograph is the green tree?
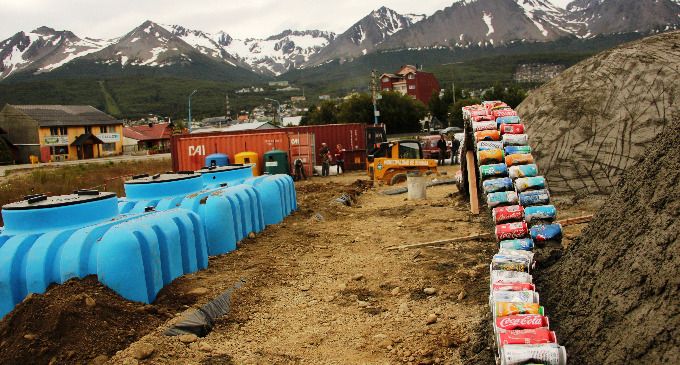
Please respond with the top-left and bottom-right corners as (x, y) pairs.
(378, 91), (427, 133)
(428, 90), (447, 124)
(482, 83), (528, 108)
(337, 93), (373, 123)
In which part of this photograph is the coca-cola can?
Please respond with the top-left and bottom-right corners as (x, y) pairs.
(492, 205), (524, 224)
(499, 238), (534, 251)
(493, 109), (518, 118)
(500, 124), (525, 135)
(495, 221), (529, 241)
(492, 283), (536, 292)
(472, 120), (498, 131)
(499, 344), (567, 365)
(497, 328), (557, 347)
(495, 314), (550, 331)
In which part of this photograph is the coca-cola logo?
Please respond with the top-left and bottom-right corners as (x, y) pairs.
(497, 316), (543, 328)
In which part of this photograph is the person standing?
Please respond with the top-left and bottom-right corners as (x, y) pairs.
(294, 157), (306, 181)
(436, 134), (447, 166)
(334, 144), (345, 175)
(320, 143), (330, 177)
(451, 136), (461, 165)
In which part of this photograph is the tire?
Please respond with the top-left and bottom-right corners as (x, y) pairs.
(390, 173), (407, 185)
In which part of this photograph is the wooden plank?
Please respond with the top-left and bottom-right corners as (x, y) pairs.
(466, 150), (479, 215)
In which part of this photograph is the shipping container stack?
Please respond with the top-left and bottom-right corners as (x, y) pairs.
(463, 101), (568, 365)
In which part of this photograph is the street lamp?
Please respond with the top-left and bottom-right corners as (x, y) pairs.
(188, 89), (198, 133)
(264, 97), (281, 125)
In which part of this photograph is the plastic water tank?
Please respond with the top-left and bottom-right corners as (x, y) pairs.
(234, 151), (260, 176)
(196, 165), (254, 189)
(205, 153), (229, 168)
(263, 150), (290, 175)
(119, 172), (204, 213)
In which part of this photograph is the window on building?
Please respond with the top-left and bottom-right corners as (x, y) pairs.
(382, 77), (390, 82)
(408, 74), (415, 80)
(100, 125), (110, 133)
(84, 126), (92, 134)
(102, 143), (116, 152)
(50, 146), (69, 155)
(49, 127), (67, 135)
(408, 85), (416, 90)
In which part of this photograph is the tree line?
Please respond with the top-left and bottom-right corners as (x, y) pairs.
(301, 83), (527, 133)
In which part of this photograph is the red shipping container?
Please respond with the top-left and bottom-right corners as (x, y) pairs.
(171, 132), (291, 171)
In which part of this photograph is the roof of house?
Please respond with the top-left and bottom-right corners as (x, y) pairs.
(6, 104), (121, 127)
(223, 121), (279, 132)
(123, 123), (172, 141)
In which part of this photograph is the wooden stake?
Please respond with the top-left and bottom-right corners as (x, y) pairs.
(385, 214), (594, 251)
(466, 150), (479, 215)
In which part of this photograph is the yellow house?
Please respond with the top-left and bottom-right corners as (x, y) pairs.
(0, 104), (124, 163)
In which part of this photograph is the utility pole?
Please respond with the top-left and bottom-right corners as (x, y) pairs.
(224, 94), (231, 127)
(188, 89), (198, 133)
(371, 69), (380, 126)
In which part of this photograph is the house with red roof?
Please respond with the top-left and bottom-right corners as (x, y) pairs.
(123, 122), (172, 153)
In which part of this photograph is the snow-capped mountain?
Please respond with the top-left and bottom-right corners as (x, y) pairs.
(221, 30), (336, 75)
(0, 1), (679, 80)
(307, 6), (426, 66)
(565, 0), (680, 37)
(0, 27), (109, 79)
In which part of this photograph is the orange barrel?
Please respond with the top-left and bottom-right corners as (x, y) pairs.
(475, 129), (501, 142)
(505, 153), (534, 167)
(478, 149), (505, 165)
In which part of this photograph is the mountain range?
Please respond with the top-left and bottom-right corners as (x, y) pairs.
(1, 0), (679, 81)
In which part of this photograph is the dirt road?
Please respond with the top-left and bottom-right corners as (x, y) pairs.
(102, 168), (495, 365)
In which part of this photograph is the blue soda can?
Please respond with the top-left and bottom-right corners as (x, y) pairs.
(479, 163), (508, 179)
(496, 116), (520, 127)
(509, 164), (539, 179)
(499, 238), (535, 251)
(515, 176), (547, 192)
(477, 141), (504, 151)
(524, 205), (557, 224)
(487, 191), (519, 208)
(530, 223), (563, 242)
(482, 177), (514, 194)
(519, 189), (550, 206)
(505, 145), (532, 155)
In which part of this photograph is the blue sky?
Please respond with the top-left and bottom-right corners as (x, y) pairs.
(0, 0), (573, 40)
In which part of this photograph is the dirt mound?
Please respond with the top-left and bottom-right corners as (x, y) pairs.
(0, 276), (172, 365)
(536, 118), (680, 363)
(517, 31), (680, 196)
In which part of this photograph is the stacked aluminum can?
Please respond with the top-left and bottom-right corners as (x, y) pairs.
(463, 101), (567, 365)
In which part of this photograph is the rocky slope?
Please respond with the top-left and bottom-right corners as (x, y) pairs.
(517, 30), (680, 196)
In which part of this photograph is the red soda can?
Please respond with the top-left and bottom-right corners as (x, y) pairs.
(492, 205), (524, 224)
(495, 314), (550, 331)
(500, 123), (525, 135)
(495, 221), (529, 241)
(492, 283), (536, 291)
(497, 328), (557, 346)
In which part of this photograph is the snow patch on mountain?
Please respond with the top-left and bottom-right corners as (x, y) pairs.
(483, 12), (494, 36)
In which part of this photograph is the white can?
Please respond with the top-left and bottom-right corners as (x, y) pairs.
(500, 344), (567, 365)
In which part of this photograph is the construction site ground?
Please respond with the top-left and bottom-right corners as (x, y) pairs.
(0, 166), (599, 365)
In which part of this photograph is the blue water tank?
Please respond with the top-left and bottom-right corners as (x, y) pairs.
(205, 153), (229, 168)
(196, 165), (253, 189)
(119, 172), (204, 213)
(0, 191), (208, 317)
(244, 175), (297, 226)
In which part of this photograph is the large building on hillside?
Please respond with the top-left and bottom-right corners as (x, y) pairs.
(380, 65), (440, 105)
(0, 104), (123, 163)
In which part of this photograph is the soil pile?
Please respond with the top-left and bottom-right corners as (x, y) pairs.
(0, 276), (174, 364)
(517, 31), (680, 196)
(537, 118), (680, 363)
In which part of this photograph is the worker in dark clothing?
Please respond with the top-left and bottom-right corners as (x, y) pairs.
(436, 134), (447, 166)
(451, 137), (461, 165)
(334, 144), (345, 174)
(320, 143), (330, 177)
(294, 158), (306, 181)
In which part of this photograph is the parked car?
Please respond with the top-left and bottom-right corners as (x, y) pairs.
(420, 135), (451, 160)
